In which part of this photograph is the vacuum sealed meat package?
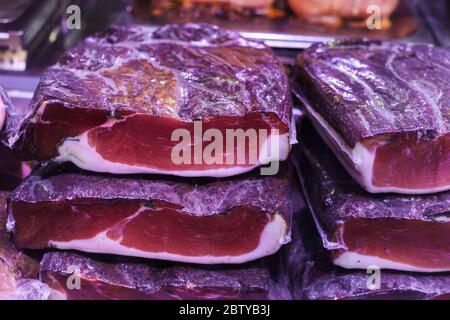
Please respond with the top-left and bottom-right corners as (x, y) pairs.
(297, 121), (450, 272)
(7, 23), (294, 177)
(286, 205), (450, 300)
(8, 163), (292, 264)
(294, 40), (450, 194)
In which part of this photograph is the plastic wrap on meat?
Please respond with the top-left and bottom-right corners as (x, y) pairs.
(40, 250), (290, 300)
(0, 192), (50, 300)
(294, 40), (450, 194)
(7, 23), (294, 178)
(0, 86), (24, 191)
(8, 163), (292, 264)
(288, 0), (399, 28)
(296, 121), (450, 272)
(286, 205), (450, 300)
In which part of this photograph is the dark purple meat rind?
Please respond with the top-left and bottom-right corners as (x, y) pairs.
(9, 162), (292, 219)
(286, 203), (450, 300)
(40, 250), (287, 300)
(296, 120), (450, 248)
(8, 23), (292, 150)
(294, 39), (450, 147)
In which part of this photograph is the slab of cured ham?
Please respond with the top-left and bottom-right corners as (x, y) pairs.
(40, 250), (290, 300)
(296, 121), (450, 273)
(286, 206), (450, 300)
(8, 163), (292, 264)
(7, 23), (294, 177)
(294, 40), (450, 194)
(0, 192), (49, 300)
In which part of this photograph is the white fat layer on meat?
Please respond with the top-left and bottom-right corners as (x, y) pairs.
(48, 214), (288, 265)
(432, 215), (450, 223)
(6, 210), (15, 232)
(334, 251), (450, 273)
(55, 125), (291, 178)
(352, 142), (376, 191)
(299, 92), (450, 194)
(298, 93), (376, 188)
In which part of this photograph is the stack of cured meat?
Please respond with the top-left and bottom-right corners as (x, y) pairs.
(292, 40), (450, 299)
(3, 23), (295, 299)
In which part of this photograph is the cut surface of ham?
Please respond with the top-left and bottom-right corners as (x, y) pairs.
(8, 23), (294, 177)
(40, 250), (288, 300)
(294, 40), (450, 194)
(0, 192), (50, 300)
(286, 205), (450, 300)
(296, 121), (450, 272)
(9, 164), (292, 264)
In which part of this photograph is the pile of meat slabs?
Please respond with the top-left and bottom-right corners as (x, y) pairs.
(292, 40), (450, 299)
(3, 23), (296, 300)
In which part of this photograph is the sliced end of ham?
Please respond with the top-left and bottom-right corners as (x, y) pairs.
(12, 200), (288, 264)
(333, 218), (450, 272)
(0, 192), (50, 300)
(51, 109), (291, 178)
(368, 132), (450, 193)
